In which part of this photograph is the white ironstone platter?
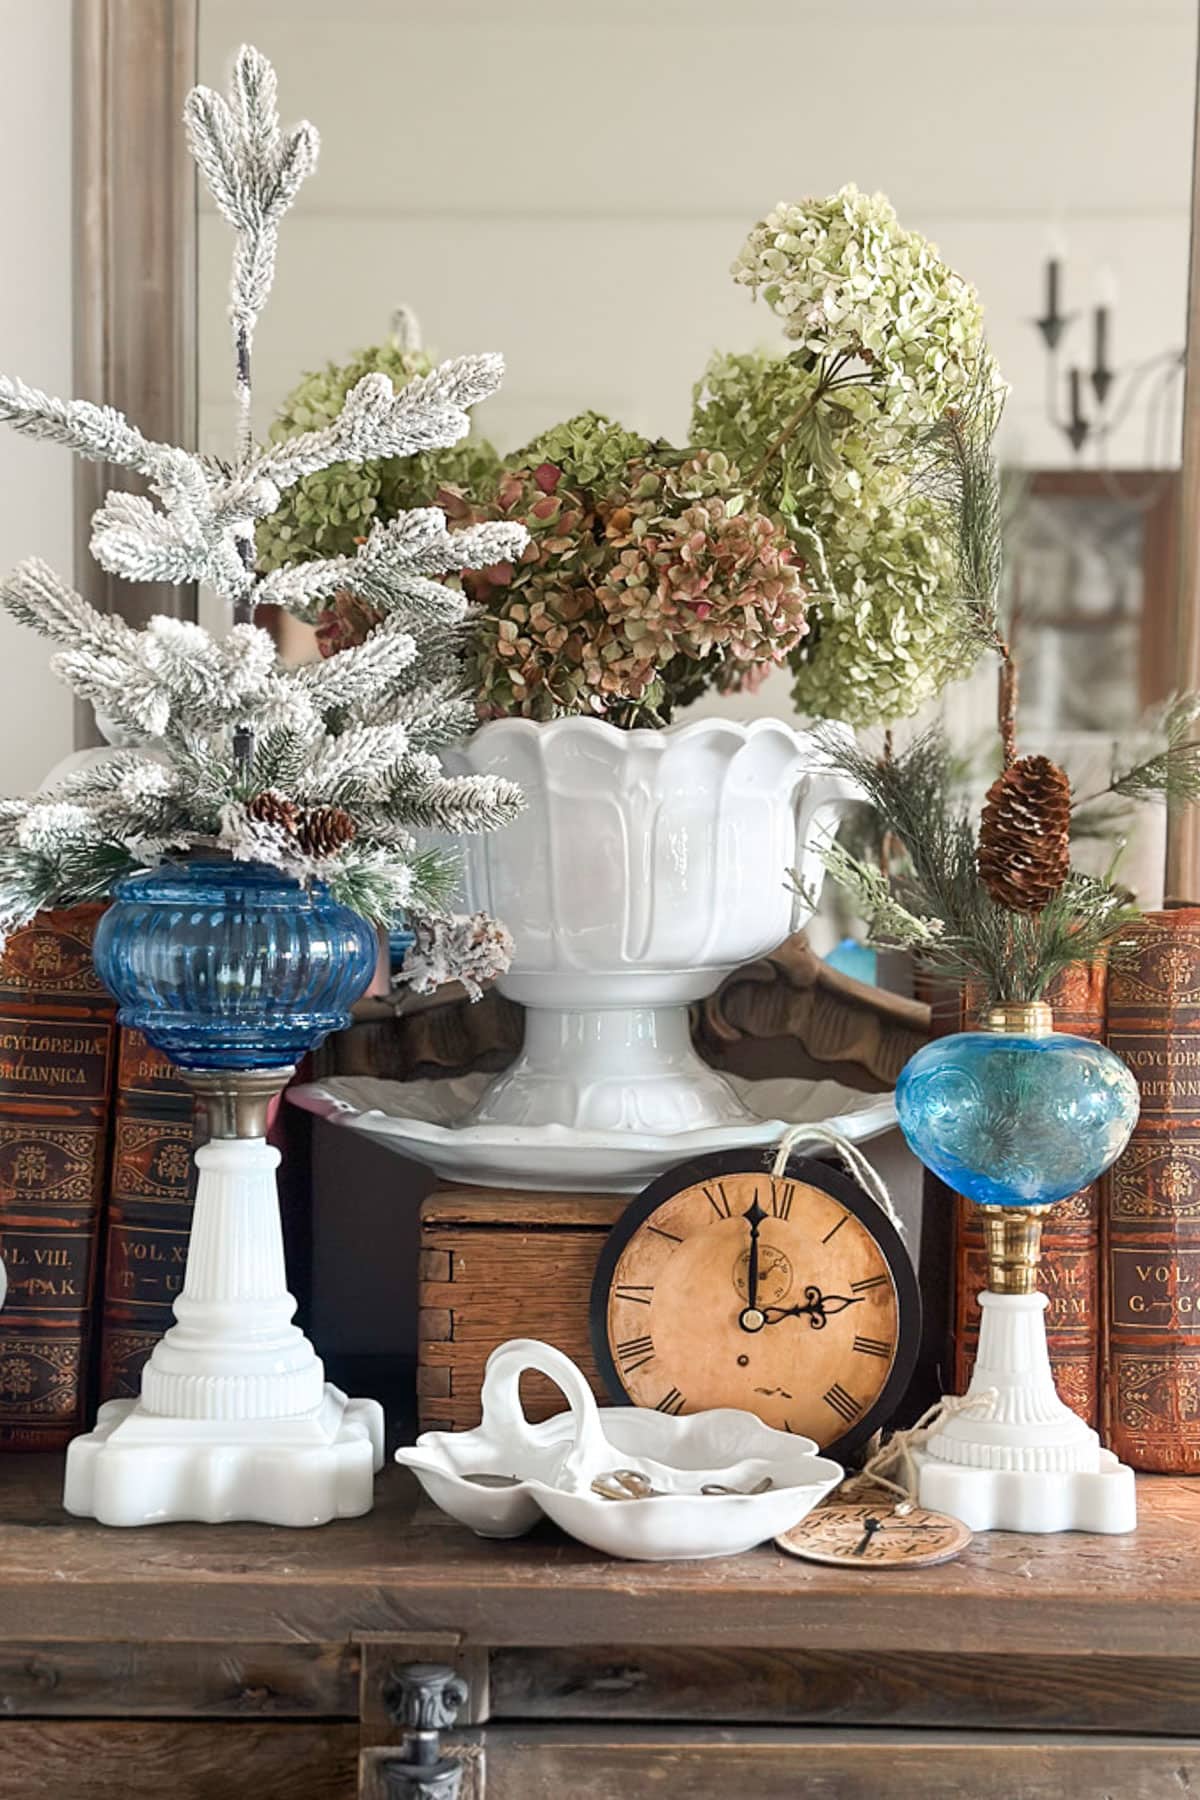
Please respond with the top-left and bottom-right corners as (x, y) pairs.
(287, 1072), (897, 1191)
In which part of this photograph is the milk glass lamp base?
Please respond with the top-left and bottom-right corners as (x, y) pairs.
(63, 1102), (384, 1527)
(63, 1387), (384, 1527)
(915, 1289), (1136, 1535)
(914, 1448), (1135, 1534)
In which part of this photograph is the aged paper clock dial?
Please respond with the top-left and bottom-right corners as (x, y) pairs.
(776, 1502), (972, 1568)
(591, 1150), (920, 1457)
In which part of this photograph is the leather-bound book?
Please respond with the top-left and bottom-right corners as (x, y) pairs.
(97, 1029), (198, 1401)
(950, 963), (1106, 1429)
(0, 905), (117, 1450)
(1103, 910), (1200, 1471)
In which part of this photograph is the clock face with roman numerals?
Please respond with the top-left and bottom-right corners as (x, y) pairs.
(590, 1149), (920, 1457)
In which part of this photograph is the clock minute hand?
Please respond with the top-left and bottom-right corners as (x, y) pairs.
(738, 1196), (769, 1332)
(760, 1286), (865, 1330)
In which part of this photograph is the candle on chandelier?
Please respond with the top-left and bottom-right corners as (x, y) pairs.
(1093, 306), (1110, 374)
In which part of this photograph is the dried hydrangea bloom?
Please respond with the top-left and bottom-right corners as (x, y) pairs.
(731, 184), (984, 432)
(693, 348), (973, 726)
(463, 449), (807, 724)
(597, 456), (808, 678)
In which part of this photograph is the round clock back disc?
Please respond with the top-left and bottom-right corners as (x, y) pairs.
(590, 1147), (921, 1459)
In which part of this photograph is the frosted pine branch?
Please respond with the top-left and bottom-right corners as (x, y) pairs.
(256, 508), (527, 621)
(293, 622), (418, 710)
(293, 722), (414, 804)
(185, 44), (319, 382)
(0, 46), (524, 942)
(398, 911), (514, 1002)
(90, 491), (211, 586)
(0, 559), (134, 652)
(0, 377), (162, 472)
(387, 772), (524, 834)
(253, 356), (506, 493)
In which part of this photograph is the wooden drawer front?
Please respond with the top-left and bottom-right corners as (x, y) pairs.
(0, 1641), (358, 1718)
(489, 1645), (1200, 1735)
(433, 1728), (1200, 1800)
(0, 1721), (358, 1800)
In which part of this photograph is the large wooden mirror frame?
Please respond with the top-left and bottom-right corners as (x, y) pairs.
(70, 1), (1200, 897)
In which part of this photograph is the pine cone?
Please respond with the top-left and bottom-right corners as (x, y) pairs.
(977, 754), (1071, 913)
(295, 805), (356, 858)
(245, 790), (300, 836)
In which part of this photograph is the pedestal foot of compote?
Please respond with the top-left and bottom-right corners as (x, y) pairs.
(467, 1003), (758, 1133)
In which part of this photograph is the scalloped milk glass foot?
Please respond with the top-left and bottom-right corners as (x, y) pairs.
(444, 716), (858, 1134)
(897, 1002), (1139, 1534)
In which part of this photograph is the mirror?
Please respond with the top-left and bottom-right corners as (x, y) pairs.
(198, 0), (1198, 907)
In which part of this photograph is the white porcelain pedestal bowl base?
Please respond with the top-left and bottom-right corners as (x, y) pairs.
(63, 1131), (384, 1527)
(914, 1290), (1136, 1534)
(445, 716), (857, 1134)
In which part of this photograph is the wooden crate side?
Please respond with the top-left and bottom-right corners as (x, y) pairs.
(418, 1204), (618, 1432)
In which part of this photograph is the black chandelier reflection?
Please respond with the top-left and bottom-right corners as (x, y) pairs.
(1034, 256), (1184, 461)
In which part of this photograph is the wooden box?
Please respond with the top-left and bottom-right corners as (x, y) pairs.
(418, 1186), (623, 1431)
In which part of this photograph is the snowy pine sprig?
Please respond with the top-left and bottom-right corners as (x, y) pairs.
(0, 45), (524, 968)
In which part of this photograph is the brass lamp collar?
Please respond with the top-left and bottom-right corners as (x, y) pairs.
(977, 1204), (1051, 1294)
(179, 1066), (295, 1139)
(985, 1001), (1054, 1037)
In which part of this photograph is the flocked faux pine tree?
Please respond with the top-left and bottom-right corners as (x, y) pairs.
(0, 45), (527, 948)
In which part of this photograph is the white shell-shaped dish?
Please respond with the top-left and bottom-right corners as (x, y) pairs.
(289, 1072), (897, 1192)
(395, 1339), (842, 1560)
(398, 1406), (842, 1560)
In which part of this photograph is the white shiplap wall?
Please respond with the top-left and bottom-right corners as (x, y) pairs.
(198, 0), (1197, 471)
(195, 0), (1199, 762)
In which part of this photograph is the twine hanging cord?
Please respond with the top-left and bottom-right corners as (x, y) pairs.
(769, 1121), (905, 1236)
(768, 1121), (997, 1504)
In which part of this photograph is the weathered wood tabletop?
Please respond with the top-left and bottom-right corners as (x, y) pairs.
(3, 1460), (1200, 1798)
(1, 1458), (1198, 1657)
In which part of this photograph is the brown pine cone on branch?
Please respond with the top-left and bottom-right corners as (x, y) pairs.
(245, 790), (300, 836)
(977, 754), (1071, 914)
(295, 805), (356, 858)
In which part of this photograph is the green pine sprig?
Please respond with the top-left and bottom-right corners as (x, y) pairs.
(811, 728), (1141, 1006)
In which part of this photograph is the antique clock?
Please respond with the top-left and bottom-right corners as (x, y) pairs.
(590, 1149), (920, 1457)
(776, 1501), (971, 1568)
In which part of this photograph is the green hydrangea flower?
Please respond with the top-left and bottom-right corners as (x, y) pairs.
(693, 348), (975, 726)
(514, 412), (656, 496)
(732, 184), (985, 434)
(257, 336), (502, 571)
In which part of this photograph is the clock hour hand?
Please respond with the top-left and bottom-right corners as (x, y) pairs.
(759, 1285), (864, 1330)
(852, 1516), (882, 1557)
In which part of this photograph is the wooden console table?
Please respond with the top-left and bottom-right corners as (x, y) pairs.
(2, 1460), (1200, 1798)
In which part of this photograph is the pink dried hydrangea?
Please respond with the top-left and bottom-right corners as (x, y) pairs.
(597, 457), (809, 679)
(463, 449), (808, 725)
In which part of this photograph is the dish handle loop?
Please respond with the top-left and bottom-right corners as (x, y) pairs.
(479, 1338), (608, 1493)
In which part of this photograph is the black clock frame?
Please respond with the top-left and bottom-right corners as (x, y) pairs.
(589, 1145), (922, 1462)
